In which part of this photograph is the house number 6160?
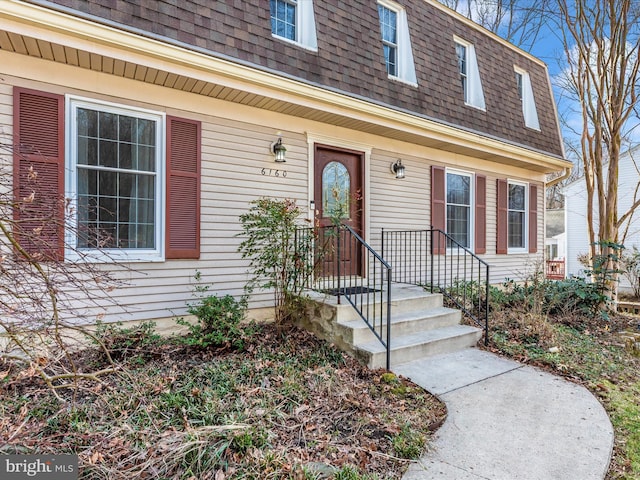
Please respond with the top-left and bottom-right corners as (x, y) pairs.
(261, 168), (287, 177)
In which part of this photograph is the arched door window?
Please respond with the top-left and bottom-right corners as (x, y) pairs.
(322, 161), (350, 218)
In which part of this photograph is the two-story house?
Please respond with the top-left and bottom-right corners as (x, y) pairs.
(1, 0), (569, 326)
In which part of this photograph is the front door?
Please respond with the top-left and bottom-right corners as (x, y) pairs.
(314, 144), (364, 277)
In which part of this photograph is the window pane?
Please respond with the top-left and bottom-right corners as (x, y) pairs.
(119, 115), (133, 143)
(446, 173), (470, 205)
(509, 184), (525, 210)
(99, 139), (118, 168)
(383, 45), (397, 76)
(99, 195), (117, 223)
(447, 205), (470, 248)
(77, 168), (97, 196)
(137, 145), (156, 172)
(456, 44), (466, 75)
(119, 142), (133, 170)
(77, 108), (97, 137)
(136, 118), (155, 145)
(77, 137), (97, 166)
(322, 161), (350, 218)
(508, 211), (525, 248)
(99, 112), (117, 140)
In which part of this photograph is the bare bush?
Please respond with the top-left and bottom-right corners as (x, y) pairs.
(1, 136), (126, 398)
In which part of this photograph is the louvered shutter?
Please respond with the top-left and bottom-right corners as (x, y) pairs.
(431, 165), (446, 254)
(166, 116), (201, 259)
(496, 178), (508, 254)
(475, 174), (486, 254)
(13, 88), (65, 260)
(529, 184), (538, 253)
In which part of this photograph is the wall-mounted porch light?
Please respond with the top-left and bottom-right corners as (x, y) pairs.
(391, 159), (405, 179)
(272, 138), (287, 163)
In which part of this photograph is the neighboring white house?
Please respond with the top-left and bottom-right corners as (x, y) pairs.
(564, 146), (640, 289)
(545, 208), (565, 260)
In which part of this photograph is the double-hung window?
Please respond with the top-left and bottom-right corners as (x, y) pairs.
(454, 37), (485, 110)
(446, 170), (473, 249)
(456, 43), (468, 101)
(378, 4), (398, 76)
(377, 0), (417, 85)
(514, 67), (540, 130)
(269, 0), (317, 50)
(508, 181), (527, 251)
(68, 97), (164, 261)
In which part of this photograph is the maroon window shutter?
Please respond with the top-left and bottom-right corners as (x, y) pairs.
(166, 116), (201, 259)
(13, 87), (65, 260)
(529, 184), (538, 253)
(496, 178), (508, 254)
(475, 174), (486, 254)
(431, 165), (446, 254)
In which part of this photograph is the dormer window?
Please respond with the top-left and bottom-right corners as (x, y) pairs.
(377, 0), (417, 85)
(378, 4), (398, 76)
(514, 67), (540, 130)
(269, 0), (318, 51)
(454, 37), (485, 110)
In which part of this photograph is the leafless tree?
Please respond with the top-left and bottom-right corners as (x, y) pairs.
(438, 0), (552, 52)
(556, 0), (640, 303)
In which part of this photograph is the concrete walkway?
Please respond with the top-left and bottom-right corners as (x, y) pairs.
(393, 349), (614, 480)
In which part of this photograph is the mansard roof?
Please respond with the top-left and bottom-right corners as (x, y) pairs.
(23, 0), (564, 159)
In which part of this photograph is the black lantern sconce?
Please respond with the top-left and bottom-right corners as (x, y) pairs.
(272, 138), (287, 163)
(390, 159), (405, 179)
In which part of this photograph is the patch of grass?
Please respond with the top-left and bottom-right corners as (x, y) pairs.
(334, 464), (380, 479)
(392, 424), (426, 459)
(603, 380), (640, 478)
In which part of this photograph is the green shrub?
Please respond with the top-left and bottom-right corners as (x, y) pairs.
(488, 276), (608, 319)
(177, 294), (247, 350)
(237, 197), (314, 324)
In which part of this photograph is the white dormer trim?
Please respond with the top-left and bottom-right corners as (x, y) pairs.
(378, 0), (418, 86)
(298, 0), (318, 51)
(514, 66), (540, 131)
(454, 36), (485, 111)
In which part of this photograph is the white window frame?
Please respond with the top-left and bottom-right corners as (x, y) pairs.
(507, 179), (528, 254)
(378, 0), (417, 86)
(65, 95), (166, 262)
(445, 169), (474, 251)
(514, 66), (540, 130)
(454, 36), (485, 110)
(270, 0), (318, 51)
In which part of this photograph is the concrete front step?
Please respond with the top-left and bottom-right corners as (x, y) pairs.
(306, 284), (444, 321)
(356, 324), (483, 369)
(338, 306), (462, 345)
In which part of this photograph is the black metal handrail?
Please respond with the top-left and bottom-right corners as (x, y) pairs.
(382, 228), (489, 344)
(296, 224), (392, 369)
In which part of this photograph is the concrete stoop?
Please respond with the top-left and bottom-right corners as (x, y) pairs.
(301, 284), (483, 369)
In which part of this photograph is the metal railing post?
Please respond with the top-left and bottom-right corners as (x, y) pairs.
(386, 269), (392, 370)
(485, 266), (490, 346)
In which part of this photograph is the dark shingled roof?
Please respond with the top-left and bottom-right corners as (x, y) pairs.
(34, 0), (564, 158)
